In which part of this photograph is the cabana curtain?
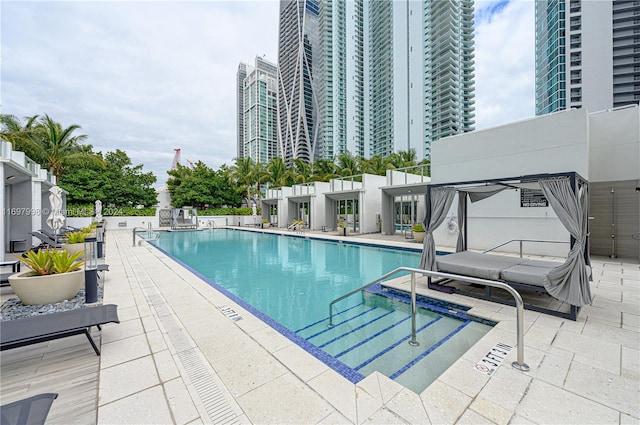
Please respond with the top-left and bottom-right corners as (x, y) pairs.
(419, 187), (456, 271)
(539, 177), (592, 306)
(456, 192), (466, 252)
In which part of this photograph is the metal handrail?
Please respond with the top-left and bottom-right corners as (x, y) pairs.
(328, 266), (530, 371)
(132, 227), (159, 246)
(483, 239), (569, 257)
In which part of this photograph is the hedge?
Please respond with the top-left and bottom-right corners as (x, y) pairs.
(66, 204), (156, 217)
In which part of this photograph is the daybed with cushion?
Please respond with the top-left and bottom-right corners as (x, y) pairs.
(419, 172), (592, 321)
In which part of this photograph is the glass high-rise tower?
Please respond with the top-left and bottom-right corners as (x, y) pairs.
(369, 0), (476, 159)
(237, 56), (279, 164)
(277, 0), (365, 163)
(535, 0), (640, 115)
(277, 0), (475, 163)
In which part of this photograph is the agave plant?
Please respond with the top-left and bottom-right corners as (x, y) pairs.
(65, 231), (87, 244)
(51, 249), (84, 273)
(21, 249), (55, 275)
(21, 248), (84, 275)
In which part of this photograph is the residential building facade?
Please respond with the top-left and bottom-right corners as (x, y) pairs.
(535, 0), (640, 115)
(277, 0), (475, 163)
(237, 56), (279, 164)
(277, 0), (365, 163)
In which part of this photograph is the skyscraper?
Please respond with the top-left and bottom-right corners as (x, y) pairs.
(277, 0), (475, 163)
(535, 0), (640, 115)
(236, 63), (249, 160)
(236, 56), (279, 164)
(277, 0), (365, 163)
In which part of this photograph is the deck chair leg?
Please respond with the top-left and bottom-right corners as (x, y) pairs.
(83, 329), (101, 356)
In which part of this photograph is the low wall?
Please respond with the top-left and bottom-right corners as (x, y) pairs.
(67, 216), (158, 230)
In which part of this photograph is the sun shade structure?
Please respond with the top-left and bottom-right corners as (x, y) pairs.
(418, 171), (591, 320)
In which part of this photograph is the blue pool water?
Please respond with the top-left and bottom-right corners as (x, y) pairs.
(151, 229), (493, 393)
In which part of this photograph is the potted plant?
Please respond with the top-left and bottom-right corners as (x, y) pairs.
(83, 222), (98, 238)
(62, 231), (87, 257)
(412, 223), (426, 243)
(8, 248), (85, 305)
(337, 221), (347, 236)
(262, 218), (270, 229)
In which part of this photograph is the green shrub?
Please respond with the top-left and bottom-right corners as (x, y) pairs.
(65, 231), (87, 244)
(412, 223), (425, 232)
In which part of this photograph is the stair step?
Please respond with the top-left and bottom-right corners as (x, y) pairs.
(355, 315), (466, 377)
(329, 309), (440, 361)
(393, 321), (491, 392)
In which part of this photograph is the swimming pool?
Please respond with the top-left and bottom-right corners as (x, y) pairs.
(151, 229), (493, 393)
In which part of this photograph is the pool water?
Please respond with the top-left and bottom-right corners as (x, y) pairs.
(151, 229), (493, 393)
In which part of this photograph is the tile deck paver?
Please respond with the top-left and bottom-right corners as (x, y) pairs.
(0, 227), (638, 424)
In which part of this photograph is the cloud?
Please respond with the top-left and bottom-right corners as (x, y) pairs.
(474, 0), (535, 130)
(2, 0), (536, 187)
(1, 1), (280, 186)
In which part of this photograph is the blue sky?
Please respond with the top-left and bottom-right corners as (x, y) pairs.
(1, 0), (534, 186)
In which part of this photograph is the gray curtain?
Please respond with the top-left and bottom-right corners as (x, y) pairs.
(419, 187), (456, 271)
(456, 192), (466, 252)
(539, 178), (592, 306)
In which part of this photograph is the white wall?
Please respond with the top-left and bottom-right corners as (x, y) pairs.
(67, 216), (158, 230)
(432, 108), (590, 183)
(589, 105), (640, 182)
(362, 174), (387, 233)
(429, 108), (591, 257)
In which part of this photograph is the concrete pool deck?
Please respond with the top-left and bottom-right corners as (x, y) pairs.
(1, 228), (638, 424)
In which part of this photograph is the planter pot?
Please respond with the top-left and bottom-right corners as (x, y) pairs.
(414, 231), (426, 243)
(262, 223), (270, 229)
(62, 243), (85, 258)
(8, 269), (85, 305)
(337, 227), (347, 236)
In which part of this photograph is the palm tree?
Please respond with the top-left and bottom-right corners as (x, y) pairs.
(18, 114), (103, 183)
(335, 151), (361, 177)
(253, 161), (270, 204)
(362, 154), (392, 176)
(292, 158), (312, 184)
(0, 114), (39, 156)
(231, 157), (255, 205)
(312, 158), (338, 181)
(389, 149), (418, 169)
(267, 157), (290, 188)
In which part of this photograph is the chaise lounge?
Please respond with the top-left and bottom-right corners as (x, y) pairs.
(0, 304), (119, 356)
(419, 172), (592, 321)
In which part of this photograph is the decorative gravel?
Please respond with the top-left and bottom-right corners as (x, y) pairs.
(0, 286), (104, 321)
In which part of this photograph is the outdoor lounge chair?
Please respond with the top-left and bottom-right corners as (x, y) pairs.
(0, 261), (20, 287)
(0, 393), (58, 425)
(29, 231), (62, 249)
(0, 304), (119, 356)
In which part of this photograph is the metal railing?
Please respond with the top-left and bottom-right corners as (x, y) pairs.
(132, 227), (160, 246)
(483, 239), (569, 258)
(328, 266), (529, 371)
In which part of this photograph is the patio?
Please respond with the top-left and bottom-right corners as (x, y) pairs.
(1, 228), (638, 424)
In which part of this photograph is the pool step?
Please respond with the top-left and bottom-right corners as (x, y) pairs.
(297, 297), (477, 388)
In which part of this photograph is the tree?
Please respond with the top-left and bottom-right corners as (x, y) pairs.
(335, 151), (361, 176)
(362, 154), (392, 176)
(62, 149), (157, 207)
(292, 158), (312, 183)
(167, 162), (242, 208)
(389, 149), (417, 169)
(231, 157), (255, 204)
(5, 114), (104, 182)
(267, 157), (290, 188)
(0, 114), (39, 156)
(312, 158), (338, 181)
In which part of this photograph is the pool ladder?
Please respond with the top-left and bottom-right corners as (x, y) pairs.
(329, 267), (530, 372)
(132, 226), (160, 246)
